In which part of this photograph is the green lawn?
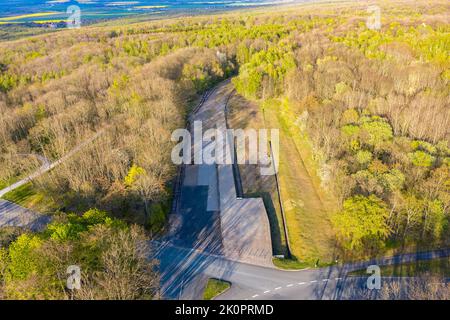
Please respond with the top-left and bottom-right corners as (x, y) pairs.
(273, 257), (313, 270)
(0, 178), (17, 190)
(1, 183), (58, 214)
(203, 278), (231, 300)
(349, 258), (450, 277)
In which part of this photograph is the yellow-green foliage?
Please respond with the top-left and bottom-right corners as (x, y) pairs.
(124, 164), (147, 187)
(234, 44), (296, 98)
(333, 23), (450, 65)
(0, 0), (447, 264)
(6, 234), (43, 281)
(409, 150), (436, 167)
(332, 195), (390, 251)
(0, 209), (146, 299)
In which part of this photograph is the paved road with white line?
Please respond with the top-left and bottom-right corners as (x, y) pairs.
(0, 132), (104, 198)
(0, 134), (107, 232)
(0, 199), (51, 231)
(154, 240), (450, 300)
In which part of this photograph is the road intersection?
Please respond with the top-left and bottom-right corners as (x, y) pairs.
(154, 240), (450, 300)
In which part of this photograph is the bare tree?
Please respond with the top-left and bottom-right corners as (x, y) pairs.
(76, 225), (159, 300)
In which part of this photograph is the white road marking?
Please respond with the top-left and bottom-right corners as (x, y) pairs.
(298, 282), (306, 285)
(275, 287), (282, 290)
(322, 279), (329, 282)
(263, 290), (271, 294)
(310, 280), (318, 283)
(252, 294), (259, 298)
(335, 277), (342, 281)
(286, 284), (293, 287)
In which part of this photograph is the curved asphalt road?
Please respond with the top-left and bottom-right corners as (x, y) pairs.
(154, 241), (450, 300)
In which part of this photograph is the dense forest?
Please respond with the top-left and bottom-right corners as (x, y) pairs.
(231, 1), (449, 257)
(0, 0), (448, 298)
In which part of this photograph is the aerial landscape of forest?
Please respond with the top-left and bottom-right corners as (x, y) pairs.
(0, 0), (448, 303)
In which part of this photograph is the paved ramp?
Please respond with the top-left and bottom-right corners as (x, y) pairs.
(166, 80), (273, 276)
(193, 82), (273, 267)
(167, 137), (222, 254)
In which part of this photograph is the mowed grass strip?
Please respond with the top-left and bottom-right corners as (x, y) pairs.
(262, 99), (338, 264)
(1, 182), (58, 214)
(203, 278), (231, 300)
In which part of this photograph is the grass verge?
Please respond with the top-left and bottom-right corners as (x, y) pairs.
(273, 257), (313, 270)
(203, 278), (231, 300)
(0, 177), (20, 191)
(1, 182), (58, 214)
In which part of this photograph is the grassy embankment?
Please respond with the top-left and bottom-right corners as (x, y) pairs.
(262, 99), (339, 268)
(1, 183), (58, 214)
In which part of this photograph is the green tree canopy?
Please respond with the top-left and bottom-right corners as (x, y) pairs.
(332, 195), (391, 251)
(360, 118), (393, 147)
(409, 150), (435, 167)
